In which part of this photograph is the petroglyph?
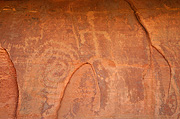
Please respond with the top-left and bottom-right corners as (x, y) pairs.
(17, 40), (79, 118)
(1, 0), (180, 118)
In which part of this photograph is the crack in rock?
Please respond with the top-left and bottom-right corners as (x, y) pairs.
(124, 0), (172, 96)
(0, 47), (19, 119)
(57, 62), (100, 118)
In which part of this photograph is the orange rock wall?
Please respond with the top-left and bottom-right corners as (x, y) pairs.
(0, 48), (18, 119)
(0, 0), (180, 118)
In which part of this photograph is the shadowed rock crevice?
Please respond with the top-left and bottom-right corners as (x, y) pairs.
(0, 47), (19, 119)
(124, 0), (172, 96)
(57, 62), (100, 118)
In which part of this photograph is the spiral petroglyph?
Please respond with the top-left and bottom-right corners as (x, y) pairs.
(1, 0), (180, 118)
(27, 40), (79, 84)
(19, 39), (80, 118)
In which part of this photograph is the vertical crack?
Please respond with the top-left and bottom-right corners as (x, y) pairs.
(5, 48), (19, 119)
(0, 48), (19, 119)
(124, 0), (172, 96)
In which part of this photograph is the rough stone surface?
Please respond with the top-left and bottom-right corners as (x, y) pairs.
(0, 48), (18, 119)
(0, 0), (180, 119)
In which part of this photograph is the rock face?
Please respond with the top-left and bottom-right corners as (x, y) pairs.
(0, 48), (18, 119)
(0, 0), (180, 118)
(58, 63), (101, 119)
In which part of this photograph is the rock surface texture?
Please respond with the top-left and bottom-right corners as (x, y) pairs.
(0, 48), (18, 119)
(0, 0), (180, 118)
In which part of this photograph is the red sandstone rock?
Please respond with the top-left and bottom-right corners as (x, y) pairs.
(58, 63), (100, 118)
(0, 0), (180, 119)
(0, 48), (18, 119)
